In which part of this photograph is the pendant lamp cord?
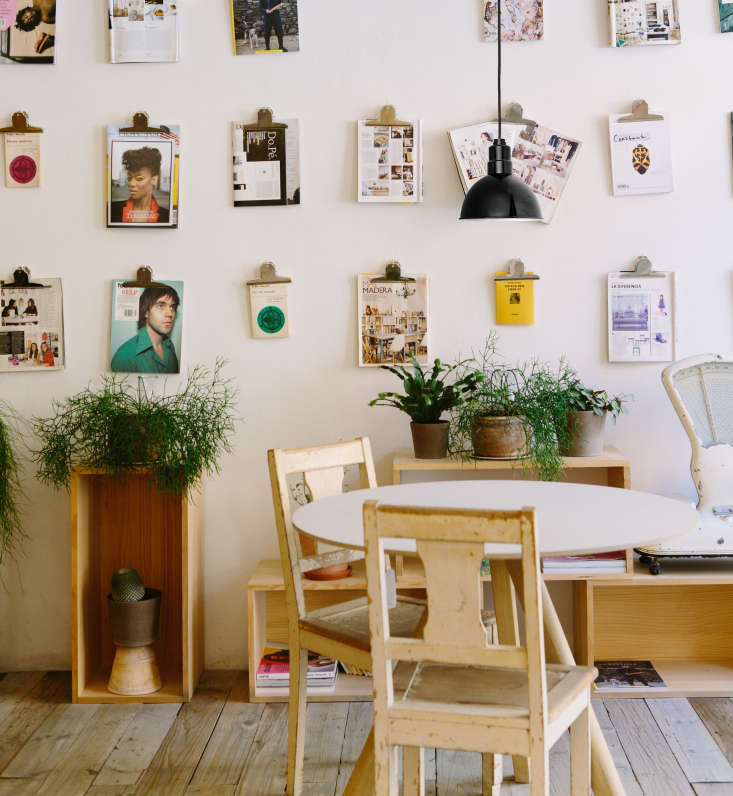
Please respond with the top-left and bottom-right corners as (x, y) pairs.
(497, 0), (502, 141)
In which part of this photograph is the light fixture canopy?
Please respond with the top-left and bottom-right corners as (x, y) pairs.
(459, 1), (542, 221)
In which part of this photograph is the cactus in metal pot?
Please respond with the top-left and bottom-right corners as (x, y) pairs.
(111, 567), (145, 602)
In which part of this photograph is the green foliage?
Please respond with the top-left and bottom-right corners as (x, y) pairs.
(32, 359), (238, 496)
(448, 334), (580, 481)
(566, 381), (629, 423)
(0, 401), (26, 566)
(369, 355), (483, 424)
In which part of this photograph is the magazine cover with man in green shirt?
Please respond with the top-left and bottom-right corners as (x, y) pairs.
(110, 279), (183, 373)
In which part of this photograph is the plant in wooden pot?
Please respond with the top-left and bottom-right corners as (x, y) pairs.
(369, 355), (482, 459)
(107, 567), (162, 695)
(31, 359), (238, 495)
(449, 336), (579, 481)
(0, 399), (26, 566)
(564, 382), (629, 457)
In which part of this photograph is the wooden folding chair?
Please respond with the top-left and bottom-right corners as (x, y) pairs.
(268, 438), (426, 796)
(364, 501), (597, 795)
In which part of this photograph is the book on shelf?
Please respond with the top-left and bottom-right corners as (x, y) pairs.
(542, 550), (626, 573)
(594, 660), (667, 691)
(256, 647), (338, 688)
(339, 661), (371, 677)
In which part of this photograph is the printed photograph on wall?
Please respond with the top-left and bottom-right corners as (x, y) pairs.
(357, 120), (423, 203)
(0, 0), (56, 63)
(109, 0), (181, 63)
(110, 279), (183, 373)
(608, 0), (681, 47)
(231, 0), (299, 55)
(0, 278), (65, 371)
(358, 273), (429, 368)
(608, 112), (672, 196)
(107, 125), (180, 227)
(482, 0), (543, 41)
(720, 1), (733, 33)
(3, 128), (41, 188)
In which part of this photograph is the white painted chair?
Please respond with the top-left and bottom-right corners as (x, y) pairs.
(364, 501), (597, 796)
(638, 354), (733, 572)
(268, 439), (427, 796)
(387, 333), (406, 363)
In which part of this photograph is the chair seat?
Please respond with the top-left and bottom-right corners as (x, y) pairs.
(300, 595), (426, 652)
(394, 662), (597, 724)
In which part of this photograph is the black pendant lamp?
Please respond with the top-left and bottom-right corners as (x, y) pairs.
(460, 0), (541, 220)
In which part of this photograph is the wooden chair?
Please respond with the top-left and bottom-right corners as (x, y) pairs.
(268, 438), (426, 796)
(364, 501), (597, 796)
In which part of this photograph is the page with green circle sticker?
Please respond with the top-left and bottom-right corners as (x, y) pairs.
(249, 283), (289, 338)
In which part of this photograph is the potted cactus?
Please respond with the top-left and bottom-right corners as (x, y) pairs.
(369, 355), (482, 459)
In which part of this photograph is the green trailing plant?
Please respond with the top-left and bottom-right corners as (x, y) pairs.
(368, 355), (483, 424)
(449, 334), (580, 481)
(0, 400), (26, 566)
(32, 359), (238, 495)
(566, 381), (629, 423)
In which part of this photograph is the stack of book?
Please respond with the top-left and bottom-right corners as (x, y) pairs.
(542, 550), (626, 574)
(256, 647), (338, 690)
(594, 660), (667, 691)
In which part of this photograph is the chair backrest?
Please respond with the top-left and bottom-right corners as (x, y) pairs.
(388, 333), (405, 354)
(364, 501), (546, 733)
(268, 438), (377, 620)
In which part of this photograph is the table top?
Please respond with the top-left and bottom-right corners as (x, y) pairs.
(292, 480), (698, 557)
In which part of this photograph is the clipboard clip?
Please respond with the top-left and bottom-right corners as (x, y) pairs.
(246, 262), (291, 286)
(0, 111), (43, 134)
(492, 102), (537, 128)
(365, 105), (411, 128)
(617, 100), (664, 124)
(122, 266), (169, 289)
(494, 259), (540, 281)
(243, 108), (288, 131)
(1, 266), (50, 289)
(119, 112), (166, 135)
(619, 256), (665, 278)
(370, 260), (416, 283)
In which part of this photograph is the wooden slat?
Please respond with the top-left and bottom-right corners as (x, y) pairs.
(186, 671), (263, 792)
(302, 702), (348, 792)
(234, 703), (288, 796)
(604, 699), (695, 795)
(334, 701), (372, 795)
(592, 701), (643, 796)
(690, 699), (733, 768)
(132, 670), (237, 795)
(91, 703), (181, 788)
(0, 671), (70, 773)
(647, 698), (733, 783)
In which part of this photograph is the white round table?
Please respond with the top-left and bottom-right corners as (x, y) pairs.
(293, 480), (697, 796)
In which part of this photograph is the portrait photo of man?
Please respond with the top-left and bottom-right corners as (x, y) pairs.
(110, 281), (183, 373)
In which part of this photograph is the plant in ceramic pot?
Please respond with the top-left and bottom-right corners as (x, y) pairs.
(564, 382), (629, 457)
(449, 335), (578, 481)
(0, 400), (26, 566)
(32, 359), (238, 495)
(369, 355), (482, 459)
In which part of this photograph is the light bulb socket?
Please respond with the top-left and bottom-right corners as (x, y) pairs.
(488, 139), (513, 178)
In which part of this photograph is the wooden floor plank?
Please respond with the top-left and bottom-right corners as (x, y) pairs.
(0, 672), (46, 729)
(0, 671), (70, 774)
(692, 784), (733, 795)
(234, 703), (288, 796)
(131, 670), (238, 795)
(335, 701), (372, 796)
(302, 702), (349, 794)
(186, 671), (263, 793)
(690, 699), (733, 769)
(647, 698), (733, 784)
(92, 703), (181, 789)
(36, 703), (139, 795)
(436, 749), (482, 794)
(605, 698), (695, 796)
(593, 700), (644, 796)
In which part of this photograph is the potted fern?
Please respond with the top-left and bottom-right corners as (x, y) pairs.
(369, 356), (482, 458)
(32, 359), (237, 495)
(0, 400), (25, 566)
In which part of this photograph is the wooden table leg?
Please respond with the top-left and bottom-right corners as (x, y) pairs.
(505, 562), (625, 796)
(491, 561), (529, 784)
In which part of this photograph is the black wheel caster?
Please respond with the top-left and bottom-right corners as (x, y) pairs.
(639, 553), (652, 565)
(649, 560), (662, 575)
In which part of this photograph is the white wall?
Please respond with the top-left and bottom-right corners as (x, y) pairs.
(1, 0), (730, 670)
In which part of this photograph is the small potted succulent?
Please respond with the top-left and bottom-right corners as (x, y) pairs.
(369, 355), (482, 459)
(564, 382), (629, 457)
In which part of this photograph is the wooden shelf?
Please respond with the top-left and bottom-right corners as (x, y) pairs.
(71, 471), (204, 704)
(594, 660), (733, 699)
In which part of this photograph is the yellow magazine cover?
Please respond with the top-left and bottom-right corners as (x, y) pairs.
(495, 272), (535, 325)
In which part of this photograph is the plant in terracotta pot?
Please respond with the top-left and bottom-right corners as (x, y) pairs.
(369, 355), (482, 459)
(0, 399), (26, 566)
(564, 382), (629, 457)
(449, 335), (579, 481)
(32, 359), (238, 495)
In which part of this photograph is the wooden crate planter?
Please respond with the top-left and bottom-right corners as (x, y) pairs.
(71, 469), (203, 703)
